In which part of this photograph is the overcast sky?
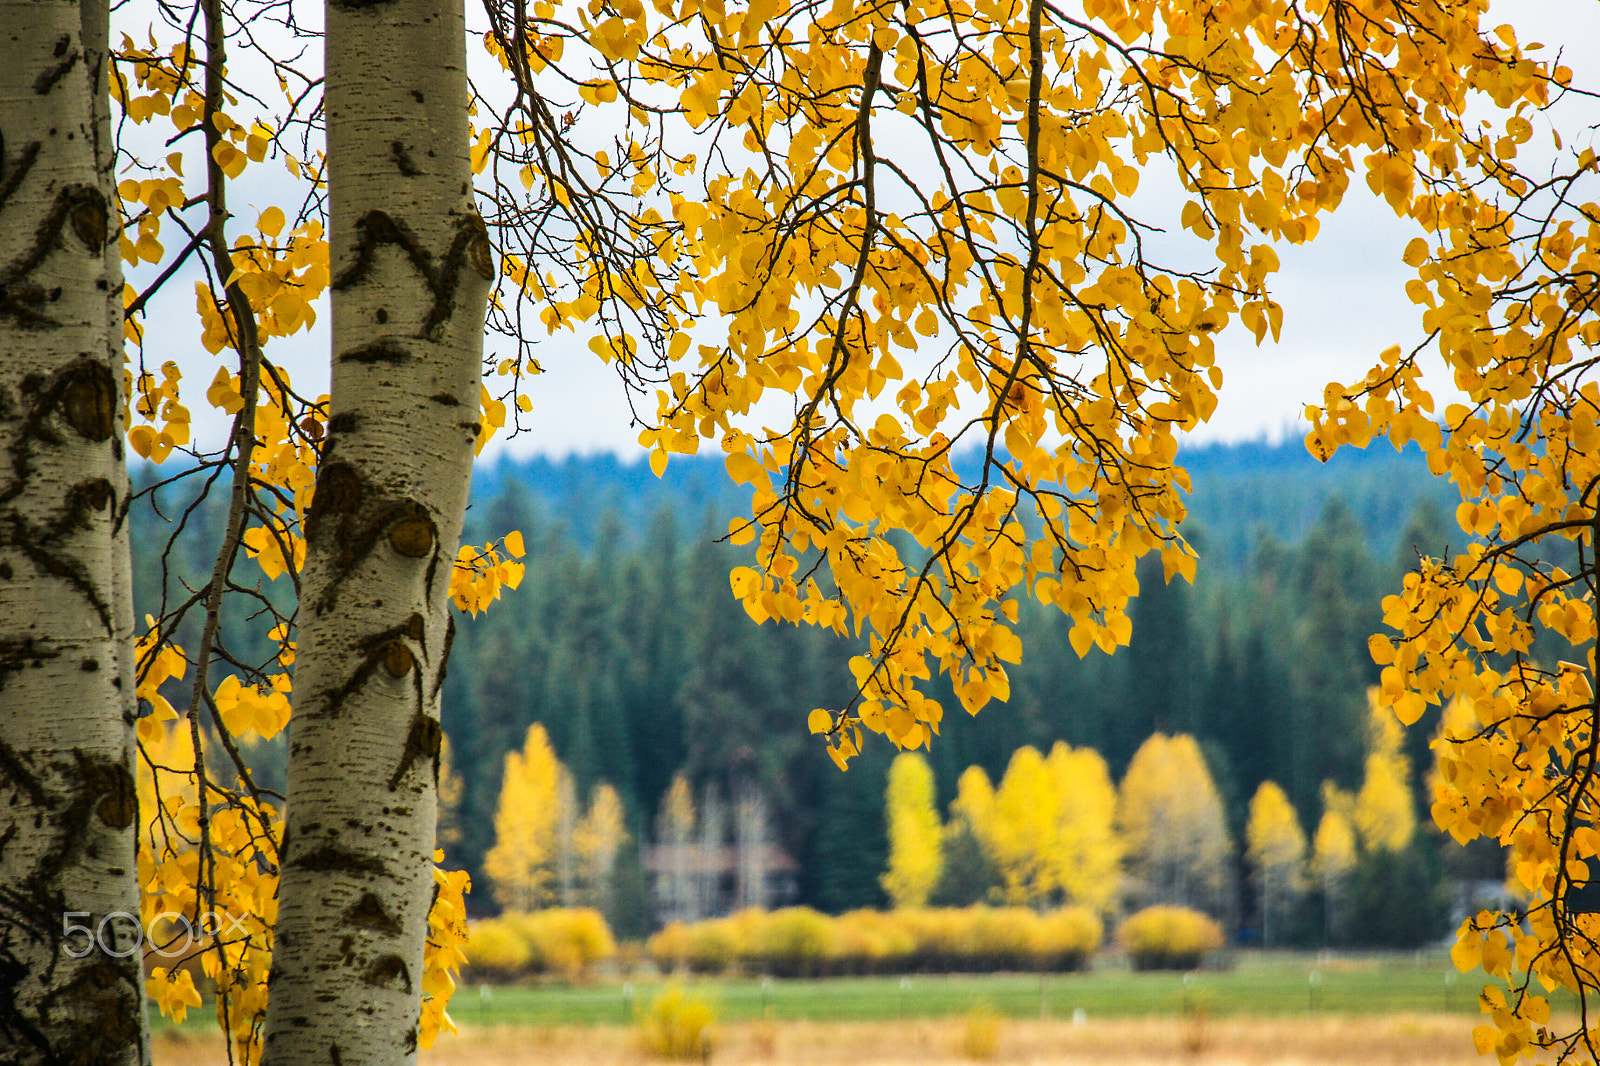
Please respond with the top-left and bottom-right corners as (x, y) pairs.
(122, 0), (1599, 463)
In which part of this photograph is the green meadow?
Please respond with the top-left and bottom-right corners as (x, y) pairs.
(443, 950), (1529, 1028)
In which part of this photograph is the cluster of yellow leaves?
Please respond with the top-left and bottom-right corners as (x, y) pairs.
(214, 673), (291, 741)
(451, 531), (526, 615)
(1296, 12), (1600, 1062)
(420, 854), (473, 1048)
(135, 717), (279, 1061)
(112, 36), (277, 265)
(135, 616), (187, 742)
(197, 215), (331, 353)
(127, 361), (191, 462)
(146, 966), (204, 1025)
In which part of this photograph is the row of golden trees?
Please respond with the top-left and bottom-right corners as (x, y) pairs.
(883, 694), (1425, 943)
(477, 692), (1425, 942)
(483, 724), (630, 914)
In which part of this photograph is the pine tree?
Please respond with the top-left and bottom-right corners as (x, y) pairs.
(810, 745), (890, 912)
(1116, 555), (1200, 766)
(931, 765), (1003, 905)
(619, 507), (687, 825)
(1289, 498), (1380, 803)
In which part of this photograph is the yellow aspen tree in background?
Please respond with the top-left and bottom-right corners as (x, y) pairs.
(1353, 694), (1416, 854)
(948, 764), (998, 860)
(983, 746), (1059, 905)
(883, 752), (944, 908)
(1118, 734), (1232, 916)
(1245, 781), (1307, 947)
(484, 724), (566, 911)
(575, 782), (630, 914)
(976, 742), (1119, 910)
(1044, 742), (1122, 915)
(1311, 796), (1358, 945)
(1427, 697), (1478, 840)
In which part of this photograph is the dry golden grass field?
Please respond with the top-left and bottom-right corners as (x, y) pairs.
(152, 1014), (1492, 1066)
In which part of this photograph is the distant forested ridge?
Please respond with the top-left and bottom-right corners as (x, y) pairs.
(131, 436), (1495, 931)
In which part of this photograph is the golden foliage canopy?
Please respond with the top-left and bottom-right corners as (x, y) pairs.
(1117, 732), (1230, 914)
(484, 724), (570, 910)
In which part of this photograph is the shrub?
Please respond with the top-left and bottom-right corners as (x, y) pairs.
(964, 907), (1038, 969)
(683, 917), (740, 974)
(485, 908), (616, 980)
(463, 918), (532, 979)
(639, 986), (715, 1060)
(833, 909), (915, 973)
(755, 907), (839, 977)
(647, 906), (1103, 976)
(647, 921), (693, 972)
(1118, 906), (1224, 971)
(957, 1007), (1001, 1060)
(1036, 907), (1101, 971)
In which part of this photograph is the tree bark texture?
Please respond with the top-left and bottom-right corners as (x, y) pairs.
(261, 0), (489, 1056)
(0, 0), (146, 1061)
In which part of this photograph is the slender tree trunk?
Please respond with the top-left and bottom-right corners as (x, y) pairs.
(0, 0), (146, 1060)
(260, 0), (489, 1056)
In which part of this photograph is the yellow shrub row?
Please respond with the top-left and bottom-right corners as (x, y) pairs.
(464, 908), (616, 980)
(1117, 906), (1224, 971)
(648, 906), (1102, 976)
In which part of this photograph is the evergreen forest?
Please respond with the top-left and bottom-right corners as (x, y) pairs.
(130, 435), (1519, 944)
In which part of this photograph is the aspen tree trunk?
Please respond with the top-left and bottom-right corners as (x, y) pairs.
(0, 0), (146, 1060)
(260, 0), (489, 1055)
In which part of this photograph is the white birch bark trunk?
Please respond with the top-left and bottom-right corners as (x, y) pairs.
(260, 0), (489, 1055)
(0, 0), (145, 1060)
(736, 786), (769, 911)
(698, 786), (725, 918)
(557, 769), (576, 908)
